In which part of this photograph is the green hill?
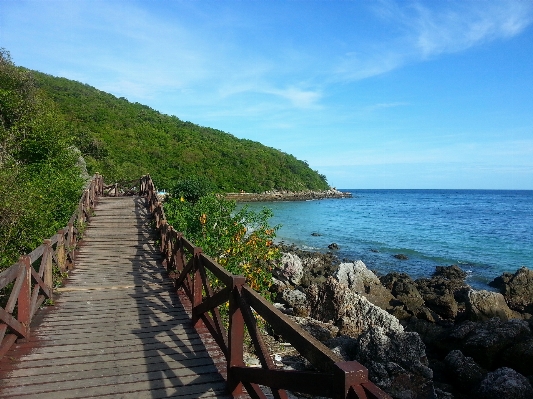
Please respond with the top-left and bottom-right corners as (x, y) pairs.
(31, 71), (329, 193)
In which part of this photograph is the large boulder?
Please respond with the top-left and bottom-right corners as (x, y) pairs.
(443, 350), (486, 392)
(466, 289), (517, 321)
(500, 338), (533, 376)
(476, 367), (533, 399)
(334, 261), (394, 310)
(416, 274), (469, 320)
(490, 267), (533, 314)
(442, 318), (532, 369)
(355, 327), (435, 399)
(380, 272), (425, 316)
(279, 288), (307, 309)
(307, 277), (403, 337)
(277, 252), (304, 286)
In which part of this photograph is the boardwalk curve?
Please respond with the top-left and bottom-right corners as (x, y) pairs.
(0, 196), (232, 398)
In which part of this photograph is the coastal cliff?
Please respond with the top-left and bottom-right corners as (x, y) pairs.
(225, 188), (352, 202)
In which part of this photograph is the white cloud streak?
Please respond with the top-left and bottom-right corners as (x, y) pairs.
(334, 0), (533, 82)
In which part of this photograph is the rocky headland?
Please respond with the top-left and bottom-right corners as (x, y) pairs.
(268, 244), (533, 399)
(225, 188), (352, 202)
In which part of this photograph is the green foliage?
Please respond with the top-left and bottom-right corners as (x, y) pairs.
(30, 70), (330, 193)
(0, 49), (84, 270)
(165, 194), (280, 298)
(169, 176), (215, 203)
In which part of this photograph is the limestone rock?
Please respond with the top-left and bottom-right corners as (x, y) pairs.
(334, 261), (394, 310)
(466, 289), (517, 321)
(278, 253), (303, 286)
(291, 316), (339, 342)
(280, 288), (307, 309)
(307, 277), (403, 337)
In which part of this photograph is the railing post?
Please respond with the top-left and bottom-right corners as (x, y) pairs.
(17, 256), (32, 340)
(42, 239), (53, 289)
(175, 233), (185, 273)
(56, 228), (67, 272)
(333, 361), (370, 399)
(191, 247), (203, 327)
(227, 275), (246, 397)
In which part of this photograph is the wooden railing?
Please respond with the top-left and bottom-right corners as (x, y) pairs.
(140, 174), (390, 399)
(0, 173), (104, 359)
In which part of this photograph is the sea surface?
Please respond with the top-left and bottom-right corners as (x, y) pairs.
(242, 190), (533, 289)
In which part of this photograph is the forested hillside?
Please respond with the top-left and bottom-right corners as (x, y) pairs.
(32, 72), (329, 192)
(0, 50), (84, 268)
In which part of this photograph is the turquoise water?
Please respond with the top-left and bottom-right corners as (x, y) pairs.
(242, 190), (533, 289)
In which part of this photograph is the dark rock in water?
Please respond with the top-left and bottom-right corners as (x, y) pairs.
(311, 232), (321, 236)
(328, 243), (339, 250)
(476, 367), (533, 399)
(434, 265), (467, 280)
(370, 248), (379, 253)
(394, 253), (409, 260)
(416, 273), (470, 321)
(380, 272), (425, 317)
(444, 349), (487, 392)
(490, 267), (533, 314)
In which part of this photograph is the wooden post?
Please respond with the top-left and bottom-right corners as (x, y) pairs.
(332, 362), (369, 399)
(17, 256), (31, 339)
(227, 275), (246, 397)
(191, 248), (203, 326)
(56, 229), (67, 272)
(42, 239), (53, 289)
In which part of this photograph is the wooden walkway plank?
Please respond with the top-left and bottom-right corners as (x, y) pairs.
(0, 196), (233, 399)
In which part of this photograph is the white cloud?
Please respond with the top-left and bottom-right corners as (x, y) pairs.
(335, 0), (533, 81)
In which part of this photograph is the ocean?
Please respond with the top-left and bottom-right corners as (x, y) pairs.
(242, 190), (533, 289)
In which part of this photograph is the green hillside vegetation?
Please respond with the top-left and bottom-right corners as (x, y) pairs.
(0, 49), (84, 269)
(32, 71), (329, 193)
(1, 49), (329, 270)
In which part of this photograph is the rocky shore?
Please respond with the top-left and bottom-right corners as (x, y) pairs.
(225, 188), (352, 202)
(268, 244), (533, 399)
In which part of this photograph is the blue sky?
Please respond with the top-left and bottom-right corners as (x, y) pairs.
(1, 0), (532, 189)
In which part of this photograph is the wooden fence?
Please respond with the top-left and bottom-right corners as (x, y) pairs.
(0, 173), (103, 359)
(0, 173), (391, 399)
(140, 175), (390, 399)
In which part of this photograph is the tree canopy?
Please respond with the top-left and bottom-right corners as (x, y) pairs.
(31, 71), (330, 192)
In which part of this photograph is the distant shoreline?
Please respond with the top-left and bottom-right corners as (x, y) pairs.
(224, 188), (352, 202)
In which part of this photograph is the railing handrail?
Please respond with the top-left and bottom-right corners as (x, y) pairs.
(140, 174), (391, 399)
(0, 173), (104, 359)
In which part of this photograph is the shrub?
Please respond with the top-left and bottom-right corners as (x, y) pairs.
(164, 193), (280, 298)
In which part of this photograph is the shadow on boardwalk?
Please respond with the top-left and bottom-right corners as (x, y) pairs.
(0, 196), (232, 399)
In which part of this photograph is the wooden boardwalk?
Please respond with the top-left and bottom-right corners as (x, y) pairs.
(0, 196), (232, 399)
